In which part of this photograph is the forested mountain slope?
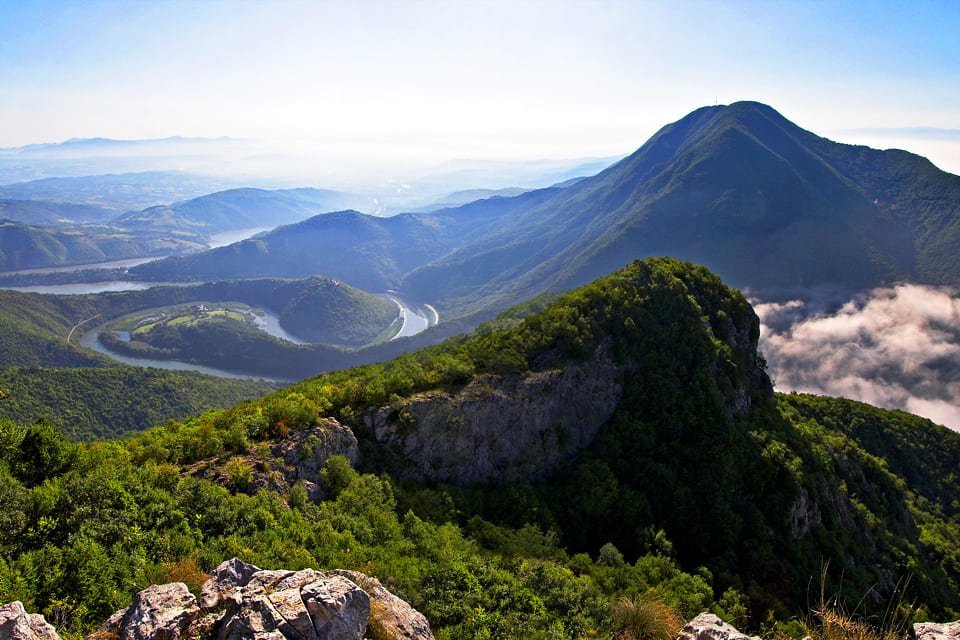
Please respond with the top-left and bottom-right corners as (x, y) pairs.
(0, 367), (275, 440)
(0, 199), (116, 225)
(0, 288), (278, 438)
(2, 259), (959, 638)
(0, 219), (204, 272)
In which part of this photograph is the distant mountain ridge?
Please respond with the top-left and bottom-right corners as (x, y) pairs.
(0, 136), (238, 156)
(130, 187), (564, 291)
(0, 171), (241, 211)
(125, 102), (960, 317)
(114, 187), (372, 233)
(0, 199), (116, 225)
(403, 101), (960, 311)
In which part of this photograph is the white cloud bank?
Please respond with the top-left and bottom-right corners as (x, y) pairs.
(756, 284), (960, 431)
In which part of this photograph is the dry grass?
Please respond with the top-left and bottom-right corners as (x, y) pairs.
(803, 567), (912, 640)
(609, 592), (684, 640)
(145, 557), (210, 598)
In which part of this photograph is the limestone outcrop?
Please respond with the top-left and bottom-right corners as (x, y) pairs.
(915, 620), (960, 640)
(328, 571), (433, 640)
(187, 418), (359, 500)
(101, 558), (433, 640)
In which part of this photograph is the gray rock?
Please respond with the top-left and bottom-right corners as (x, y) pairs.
(302, 576), (370, 640)
(328, 571), (433, 640)
(273, 419), (359, 498)
(105, 559), (431, 640)
(211, 563), (372, 640)
(915, 621), (960, 640)
(270, 569), (325, 592)
(218, 593), (290, 640)
(366, 362), (622, 484)
(200, 557), (262, 610)
(267, 587), (317, 640)
(119, 582), (200, 640)
(103, 606), (129, 633)
(243, 570), (295, 593)
(678, 613), (761, 640)
(0, 601), (61, 640)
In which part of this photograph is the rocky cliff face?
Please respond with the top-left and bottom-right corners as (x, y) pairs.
(360, 290), (768, 486)
(365, 359), (623, 484)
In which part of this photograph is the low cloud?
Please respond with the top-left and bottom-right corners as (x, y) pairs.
(756, 284), (960, 431)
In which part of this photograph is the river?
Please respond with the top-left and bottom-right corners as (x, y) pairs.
(387, 295), (438, 340)
(207, 226), (273, 248)
(76, 307), (300, 382)
(77, 295), (437, 379)
(6, 281), (173, 295)
(1, 256), (164, 277)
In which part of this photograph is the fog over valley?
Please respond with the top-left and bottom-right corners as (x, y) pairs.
(757, 284), (960, 430)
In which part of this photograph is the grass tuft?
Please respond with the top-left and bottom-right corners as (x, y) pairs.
(609, 591), (684, 640)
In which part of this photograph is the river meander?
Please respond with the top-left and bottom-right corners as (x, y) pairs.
(76, 306), (299, 382)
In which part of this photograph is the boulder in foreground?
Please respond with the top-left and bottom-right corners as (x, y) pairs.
(101, 558), (433, 640)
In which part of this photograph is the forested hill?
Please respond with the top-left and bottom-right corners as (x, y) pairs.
(122, 102), (960, 319)
(8, 257), (949, 638)
(0, 219), (205, 272)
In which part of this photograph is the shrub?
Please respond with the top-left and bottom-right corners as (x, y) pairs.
(320, 455), (358, 498)
(225, 457), (254, 492)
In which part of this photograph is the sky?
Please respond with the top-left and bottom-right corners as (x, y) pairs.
(1, 0), (959, 172)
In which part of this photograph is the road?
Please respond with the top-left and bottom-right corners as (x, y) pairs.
(66, 313), (102, 343)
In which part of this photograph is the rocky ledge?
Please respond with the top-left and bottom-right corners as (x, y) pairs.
(0, 558), (432, 640)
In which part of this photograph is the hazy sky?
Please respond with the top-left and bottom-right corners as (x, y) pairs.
(2, 0), (959, 171)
